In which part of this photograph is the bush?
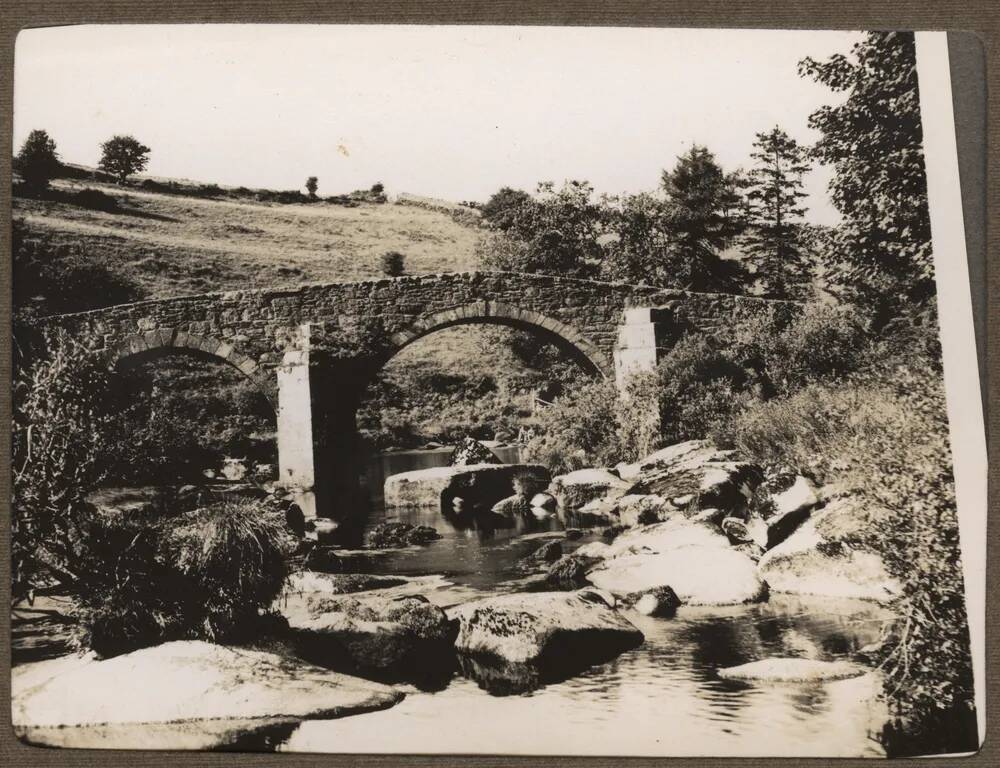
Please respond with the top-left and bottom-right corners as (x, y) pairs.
(14, 129), (60, 191)
(76, 498), (296, 656)
(71, 187), (119, 212)
(381, 251), (405, 277)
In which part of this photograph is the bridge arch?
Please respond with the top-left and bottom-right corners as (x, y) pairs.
(109, 328), (274, 400)
(386, 301), (612, 378)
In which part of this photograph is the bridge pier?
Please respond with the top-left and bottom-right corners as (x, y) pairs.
(613, 306), (675, 389)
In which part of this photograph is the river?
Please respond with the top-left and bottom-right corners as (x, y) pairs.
(276, 446), (893, 757)
(26, 447), (893, 757)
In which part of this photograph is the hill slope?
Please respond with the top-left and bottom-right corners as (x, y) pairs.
(14, 177), (481, 300)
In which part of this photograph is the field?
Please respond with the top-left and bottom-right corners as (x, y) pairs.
(14, 177), (481, 299)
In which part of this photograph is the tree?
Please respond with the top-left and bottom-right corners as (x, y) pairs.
(478, 181), (604, 277)
(14, 129), (60, 192)
(98, 135), (151, 184)
(381, 251), (405, 276)
(741, 127), (812, 298)
(799, 31), (932, 320)
(305, 176), (319, 199)
(659, 146), (747, 291)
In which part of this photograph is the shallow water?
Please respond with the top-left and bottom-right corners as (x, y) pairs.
(46, 448), (894, 756)
(296, 447), (893, 756)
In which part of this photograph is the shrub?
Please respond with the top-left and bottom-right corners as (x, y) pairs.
(524, 378), (621, 473)
(371, 182), (384, 195)
(381, 251), (405, 277)
(71, 187), (119, 212)
(76, 498), (296, 656)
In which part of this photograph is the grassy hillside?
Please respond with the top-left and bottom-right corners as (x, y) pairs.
(14, 177), (481, 300)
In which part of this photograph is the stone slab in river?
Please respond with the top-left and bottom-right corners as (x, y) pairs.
(384, 463), (550, 508)
(717, 657), (867, 682)
(450, 589), (643, 665)
(12, 640), (403, 731)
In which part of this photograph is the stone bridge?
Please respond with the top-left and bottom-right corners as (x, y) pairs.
(40, 271), (788, 519)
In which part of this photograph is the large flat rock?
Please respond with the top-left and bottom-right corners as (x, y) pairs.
(384, 463), (549, 509)
(717, 657), (867, 682)
(12, 640), (403, 731)
(549, 468), (632, 512)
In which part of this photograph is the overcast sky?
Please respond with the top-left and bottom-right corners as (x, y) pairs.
(14, 25), (861, 225)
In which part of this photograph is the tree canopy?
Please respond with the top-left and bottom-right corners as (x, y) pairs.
(799, 31), (932, 318)
(14, 129), (61, 191)
(99, 135), (152, 184)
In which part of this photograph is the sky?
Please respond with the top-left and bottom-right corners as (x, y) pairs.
(13, 25), (861, 225)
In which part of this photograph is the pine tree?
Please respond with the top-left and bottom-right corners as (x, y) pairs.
(742, 127), (811, 298)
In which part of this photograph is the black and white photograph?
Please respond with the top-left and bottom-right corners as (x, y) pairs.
(8, 24), (987, 758)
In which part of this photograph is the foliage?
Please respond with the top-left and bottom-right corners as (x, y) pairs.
(800, 31), (933, 321)
(657, 145), (747, 291)
(478, 180), (604, 277)
(381, 250), (406, 277)
(99, 135), (152, 184)
(14, 129), (61, 191)
(75, 498), (295, 657)
(717, 317), (975, 754)
(108, 353), (276, 484)
(11, 333), (119, 605)
(741, 127), (812, 298)
(305, 176), (319, 198)
(524, 378), (622, 472)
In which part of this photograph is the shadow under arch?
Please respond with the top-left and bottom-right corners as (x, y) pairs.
(384, 301), (612, 378)
(109, 329), (275, 406)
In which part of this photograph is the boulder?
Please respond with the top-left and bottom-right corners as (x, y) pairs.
(530, 492), (557, 511)
(366, 522), (441, 548)
(12, 641), (402, 733)
(385, 464), (550, 509)
(531, 540), (563, 563)
(285, 571), (408, 596)
(303, 546), (343, 572)
(549, 468), (631, 512)
(763, 475), (820, 548)
(492, 493), (531, 518)
(546, 554), (592, 589)
(757, 496), (900, 602)
(448, 437), (502, 466)
(574, 540), (613, 559)
(450, 590), (643, 666)
(717, 657), (867, 682)
(281, 592), (455, 674)
(611, 494), (677, 527)
(629, 586), (681, 617)
(623, 440), (763, 520)
(589, 519), (767, 606)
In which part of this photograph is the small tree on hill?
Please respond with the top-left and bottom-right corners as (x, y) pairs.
(98, 135), (151, 184)
(14, 129), (60, 192)
(741, 127), (811, 298)
(381, 251), (405, 277)
(305, 176), (319, 199)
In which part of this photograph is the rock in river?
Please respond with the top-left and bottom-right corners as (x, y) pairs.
(385, 464), (550, 510)
(281, 590), (456, 684)
(589, 520), (768, 606)
(549, 468), (631, 512)
(450, 589), (643, 667)
(366, 521), (441, 548)
(757, 495), (900, 602)
(717, 657), (867, 682)
(12, 640), (402, 738)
